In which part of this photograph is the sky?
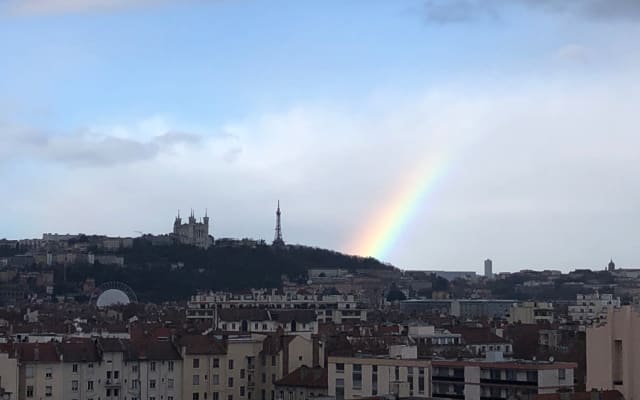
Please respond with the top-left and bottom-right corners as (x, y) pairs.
(1, 0), (640, 273)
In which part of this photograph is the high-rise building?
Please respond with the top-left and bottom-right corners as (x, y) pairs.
(484, 259), (493, 278)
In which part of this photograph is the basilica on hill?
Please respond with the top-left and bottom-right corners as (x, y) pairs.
(172, 209), (212, 249)
(171, 202), (284, 250)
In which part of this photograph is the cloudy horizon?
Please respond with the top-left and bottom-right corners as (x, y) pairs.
(1, 0), (639, 273)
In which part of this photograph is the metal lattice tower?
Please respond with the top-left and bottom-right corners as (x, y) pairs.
(273, 200), (285, 247)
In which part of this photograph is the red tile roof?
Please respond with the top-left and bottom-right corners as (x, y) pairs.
(275, 366), (327, 389)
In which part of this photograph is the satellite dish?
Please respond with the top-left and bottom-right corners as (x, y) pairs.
(549, 356), (555, 363)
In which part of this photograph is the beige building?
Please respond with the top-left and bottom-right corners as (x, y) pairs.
(587, 305), (640, 400)
(328, 349), (431, 399)
(569, 292), (620, 325)
(180, 333), (322, 400)
(0, 347), (18, 399)
(507, 302), (554, 324)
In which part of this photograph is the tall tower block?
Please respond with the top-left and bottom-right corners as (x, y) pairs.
(484, 259), (493, 278)
(273, 201), (285, 247)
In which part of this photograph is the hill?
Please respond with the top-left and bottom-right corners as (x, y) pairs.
(59, 239), (394, 302)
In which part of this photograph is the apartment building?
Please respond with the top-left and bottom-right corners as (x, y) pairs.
(508, 302), (554, 325)
(217, 309), (318, 335)
(328, 348), (432, 400)
(432, 357), (576, 400)
(0, 346), (18, 400)
(569, 293), (620, 325)
(180, 333), (323, 400)
(587, 305), (640, 400)
(187, 290), (367, 324)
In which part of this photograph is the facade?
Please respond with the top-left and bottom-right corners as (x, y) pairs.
(569, 293), (620, 325)
(328, 347), (431, 400)
(187, 290), (367, 324)
(399, 299), (514, 319)
(217, 309), (318, 335)
(587, 305), (640, 400)
(0, 348), (17, 400)
(180, 333), (322, 400)
(432, 358), (576, 400)
(173, 210), (212, 249)
(508, 302), (554, 325)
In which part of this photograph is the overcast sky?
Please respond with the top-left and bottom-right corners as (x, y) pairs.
(1, 0), (639, 272)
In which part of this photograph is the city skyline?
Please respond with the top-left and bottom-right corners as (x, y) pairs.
(2, 1), (640, 270)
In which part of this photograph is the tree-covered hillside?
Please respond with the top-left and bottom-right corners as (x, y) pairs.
(60, 240), (393, 302)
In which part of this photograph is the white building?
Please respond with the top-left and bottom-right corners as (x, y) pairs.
(187, 289), (367, 324)
(569, 292), (620, 325)
(328, 346), (431, 400)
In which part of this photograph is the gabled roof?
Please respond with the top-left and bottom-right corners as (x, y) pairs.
(16, 343), (60, 363)
(275, 366), (327, 389)
(179, 335), (226, 355)
(135, 339), (182, 361)
(59, 340), (100, 362)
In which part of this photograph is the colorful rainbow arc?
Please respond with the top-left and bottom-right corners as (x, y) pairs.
(349, 153), (449, 260)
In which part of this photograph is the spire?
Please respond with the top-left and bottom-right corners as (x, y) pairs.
(273, 200), (284, 247)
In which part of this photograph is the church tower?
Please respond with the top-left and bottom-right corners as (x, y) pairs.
(272, 201), (285, 247)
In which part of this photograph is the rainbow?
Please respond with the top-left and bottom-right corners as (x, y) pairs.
(348, 152), (449, 260)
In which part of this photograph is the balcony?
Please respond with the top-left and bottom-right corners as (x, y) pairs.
(105, 379), (121, 387)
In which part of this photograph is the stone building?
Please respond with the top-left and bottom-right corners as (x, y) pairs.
(172, 210), (212, 249)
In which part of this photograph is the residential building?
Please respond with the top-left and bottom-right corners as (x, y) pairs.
(432, 357), (576, 400)
(484, 259), (493, 279)
(587, 305), (640, 400)
(508, 302), (554, 325)
(569, 293), (620, 325)
(187, 289), (367, 324)
(328, 346), (431, 400)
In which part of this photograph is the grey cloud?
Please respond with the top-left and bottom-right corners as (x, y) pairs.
(0, 126), (202, 167)
(423, 0), (640, 24)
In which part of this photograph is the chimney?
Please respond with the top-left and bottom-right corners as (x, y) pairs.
(312, 335), (319, 367)
(34, 346), (39, 361)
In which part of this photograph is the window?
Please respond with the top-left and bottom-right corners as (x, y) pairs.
(132, 364), (139, 373)
(107, 371), (112, 379)
(45, 368), (53, 379)
(193, 375), (200, 385)
(132, 379), (139, 389)
(213, 375), (219, 385)
(169, 397), (174, 400)
(559, 369), (566, 380)
(407, 367), (414, 395)
(395, 366), (400, 381)
(213, 358), (220, 368)
(271, 355), (276, 366)
(229, 359), (234, 369)
(194, 358), (200, 368)
(114, 370), (119, 379)
(88, 363), (94, 369)
(151, 361), (157, 372)
(372, 365), (378, 396)
(228, 377), (234, 387)
(262, 373), (266, 383)
(87, 381), (94, 391)
(272, 374), (275, 383)
(240, 369), (245, 379)
(228, 396), (233, 400)
(336, 378), (344, 400)
(241, 386), (245, 396)
(150, 379), (157, 389)
(150, 397), (156, 400)
(27, 386), (34, 397)
(107, 389), (112, 396)
(72, 363), (78, 373)
(193, 394), (200, 400)
(336, 363), (344, 372)
(213, 393), (219, 400)
(614, 340), (623, 384)
(45, 386), (52, 397)
(169, 361), (175, 371)
(168, 378), (174, 388)
(419, 368), (425, 394)
(72, 380), (79, 392)
(26, 366), (34, 378)
(352, 364), (362, 390)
